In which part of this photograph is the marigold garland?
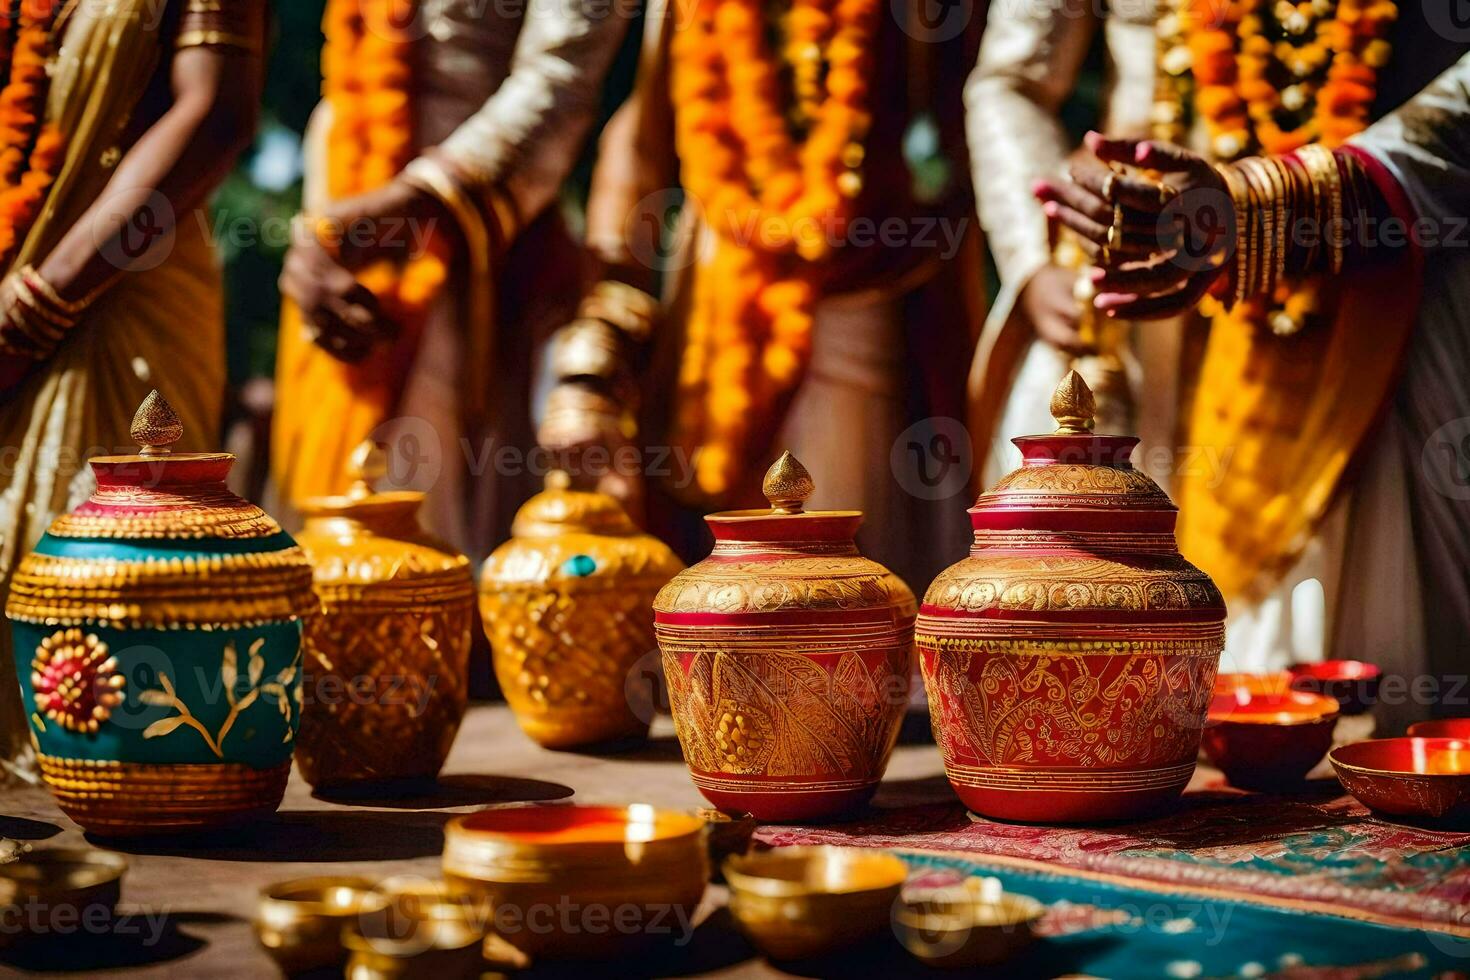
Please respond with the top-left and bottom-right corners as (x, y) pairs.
(670, 0), (878, 499)
(0, 0), (65, 272)
(1156, 0), (1393, 332)
(320, 0), (447, 324)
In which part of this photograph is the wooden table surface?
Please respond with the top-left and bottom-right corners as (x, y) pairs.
(0, 704), (964, 979)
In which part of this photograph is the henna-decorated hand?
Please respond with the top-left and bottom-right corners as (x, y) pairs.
(1035, 133), (1234, 321)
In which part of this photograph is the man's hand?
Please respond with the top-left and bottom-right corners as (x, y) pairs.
(323, 180), (455, 270)
(1017, 262), (1093, 356)
(278, 233), (397, 363)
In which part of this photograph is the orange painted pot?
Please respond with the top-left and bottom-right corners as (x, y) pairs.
(654, 453), (914, 822)
(917, 373), (1226, 823)
(1331, 737), (1470, 824)
(1201, 691), (1339, 791)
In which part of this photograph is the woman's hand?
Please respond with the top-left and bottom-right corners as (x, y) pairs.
(1034, 133), (1235, 321)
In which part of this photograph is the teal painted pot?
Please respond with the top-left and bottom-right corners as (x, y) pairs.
(5, 392), (315, 836)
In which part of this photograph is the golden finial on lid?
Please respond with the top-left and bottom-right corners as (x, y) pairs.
(347, 440), (387, 499)
(546, 469), (573, 491)
(130, 390), (183, 456)
(1050, 370), (1097, 434)
(763, 451), (815, 515)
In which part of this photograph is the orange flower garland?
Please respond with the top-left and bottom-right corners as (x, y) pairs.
(1167, 0), (1394, 161)
(0, 0), (65, 271)
(670, 0), (878, 499)
(320, 0), (447, 324)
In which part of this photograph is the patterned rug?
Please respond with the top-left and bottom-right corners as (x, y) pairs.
(756, 785), (1470, 939)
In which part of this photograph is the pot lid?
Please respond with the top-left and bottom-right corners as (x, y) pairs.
(704, 451), (862, 543)
(510, 470), (639, 537)
(970, 371), (1175, 533)
(88, 390), (234, 486)
(299, 440), (424, 521)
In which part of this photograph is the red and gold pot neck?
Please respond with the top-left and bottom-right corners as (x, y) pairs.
(703, 451), (862, 555)
(56, 390), (278, 540)
(969, 371), (1176, 536)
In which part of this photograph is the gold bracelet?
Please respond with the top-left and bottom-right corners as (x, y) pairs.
(1298, 144), (1344, 274)
(577, 280), (658, 343)
(1217, 164), (1250, 308)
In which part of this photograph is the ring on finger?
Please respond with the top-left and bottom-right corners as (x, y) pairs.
(1101, 170), (1118, 202)
(1157, 181), (1177, 206)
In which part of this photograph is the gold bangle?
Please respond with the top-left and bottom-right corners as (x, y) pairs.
(1216, 165), (1249, 308)
(175, 29), (259, 53)
(1299, 144), (1344, 274)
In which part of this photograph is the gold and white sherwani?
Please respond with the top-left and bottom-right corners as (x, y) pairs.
(278, 0), (631, 563)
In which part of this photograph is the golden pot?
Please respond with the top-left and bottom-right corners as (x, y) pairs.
(293, 443), (475, 789)
(441, 804), (708, 960)
(653, 452), (915, 821)
(253, 875), (388, 974)
(723, 847), (908, 961)
(480, 473), (683, 749)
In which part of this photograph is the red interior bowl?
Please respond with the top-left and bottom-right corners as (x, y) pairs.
(1330, 737), (1470, 824)
(1287, 660), (1382, 715)
(1407, 719), (1470, 740)
(1213, 672), (1293, 698)
(1202, 691), (1339, 791)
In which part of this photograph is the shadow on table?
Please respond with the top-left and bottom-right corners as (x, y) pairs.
(89, 809), (452, 861)
(590, 735), (687, 765)
(312, 773), (575, 809)
(0, 910), (228, 972)
(0, 815), (64, 841)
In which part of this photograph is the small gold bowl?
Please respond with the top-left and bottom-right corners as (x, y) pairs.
(442, 804), (709, 960)
(723, 846), (908, 962)
(893, 876), (1044, 968)
(254, 875), (389, 975)
(0, 848), (127, 948)
(343, 912), (485, 980)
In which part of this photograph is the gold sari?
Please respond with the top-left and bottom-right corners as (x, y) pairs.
(0, 2), (225, 775)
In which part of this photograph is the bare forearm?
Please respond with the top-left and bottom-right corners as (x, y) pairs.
(38, 48), (260, 302)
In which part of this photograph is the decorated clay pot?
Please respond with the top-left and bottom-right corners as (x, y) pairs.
(293, 442), (475, 789)
(654, 452), (914, 822)
(480, 471), (683, 749)
(918, 372), (1225, 823)
(6, 391), (315, 835)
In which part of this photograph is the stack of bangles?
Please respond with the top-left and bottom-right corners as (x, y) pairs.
(1214, 144), (1373, 308)
(0, 265), (104, 361)
(542, 280), (660, 445)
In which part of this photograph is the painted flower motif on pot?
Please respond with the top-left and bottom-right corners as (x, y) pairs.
(655, 452), (915, 822)
(31, 629), (124, 734)
(6, 391), (315, 836)
(917, 372), (1226, 823)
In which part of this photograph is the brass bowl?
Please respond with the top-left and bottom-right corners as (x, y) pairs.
(893, 876), (1045, 968)
(0, 848), (127, 948)
(343, 913), (484, 980)
(442, 804), (708, 960)
(254, 875), (389, 975)
(723, 846), (908, 961)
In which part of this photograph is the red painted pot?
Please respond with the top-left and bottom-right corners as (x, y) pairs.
(1201, 691), (1339, 791)
(917, 372), (1226, 823)
(1287, 660), (1382, 716)
(654, 452), (914, 822)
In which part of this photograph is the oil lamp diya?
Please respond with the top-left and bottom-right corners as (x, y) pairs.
(654, 451), (915, 821)
(918, 372), (1226, 822)
(6, 391), (315, 835)
(293, 441), (476, 790)
(480, 471), (683, 749)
